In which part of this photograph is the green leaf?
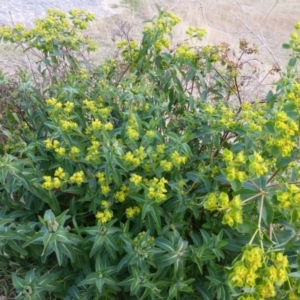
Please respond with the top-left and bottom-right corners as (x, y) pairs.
(262, 198), (274, 226)
(288, 57), (297, 67)
(282, 43), (291, 49)
(276, 150), (299, 168)
(288, 271), (300, 278)
(22, 232), (44, 247)
(155, 237), (175, 252)
(78, 273), (97, 286)
(236, 220), (257, 234)
(194, 283), (211, 300)
(155, 252), (178, 268)
(95, 278), (105, 294)
(12, 273), (26, 290)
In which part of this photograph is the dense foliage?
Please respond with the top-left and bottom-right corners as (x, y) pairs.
(1, 8), (300, 300)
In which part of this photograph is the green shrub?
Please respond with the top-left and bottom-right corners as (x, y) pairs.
(1, 8), (300, 300)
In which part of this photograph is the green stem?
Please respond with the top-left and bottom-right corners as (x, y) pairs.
(248, 229), (259, 245)
(242, 192), (264, 204)
(258, 195), (265, 230)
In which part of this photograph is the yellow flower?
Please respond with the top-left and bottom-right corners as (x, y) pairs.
(266, 265), (278, 283)
(53, 177), (61, 188)
(156, 144), (165, 154)
(289, 293), (299, 300)
(235, 152), (245, 164)
(69, 171), (85, 186)
(230, 264), (248, 287)
(54, 167), (66, 180)
(101, 184), (111, 195)
(60, 120), (78, 131)
(160, 160), (172, 172)
(146, 130), (155, 138)
(273, 252), (289, 269)
(103, 122), (113, 131)
(204, 193), (218, 211)
(244, 270), (257, 287)
(44, 138), (53, 149)
(115, 191), (126, 202)
(125, 206), (141, 218)
(42, 176), (53, 190)
(204, 105), (215, 114)
(218, 192), (229, 209)
(223, 149), (233, 163)
(96, 209), (113, 224)
(127, 126), (139, 140)
(96, 172), (106, 183)
(70, 146), (80, 155)
(171, 151), (187, 165)
(147, 177), (168, 203)
(63, 101), (75, 113)
(101, 200), (110, 209)
(55, 147), (66, 156)
(258, 280), (276, 298)
(130, 173), (143, 186)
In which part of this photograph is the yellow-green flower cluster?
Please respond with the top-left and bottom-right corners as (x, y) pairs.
(219, 106), (236, 128)
(290, 22), (300, 48)
(186, 26), (207, 39)
(95, 209), (113, 224)
(117, 40), (138, 50)
(114, 185), (130, 202)
(24, 9), (95, 52)
(42, 176), (61, 190)
(204, 193), (243, 227)
(222, 149), (247, 182)
(126, 115), (139, 141)
(157, 144), (165, 154)
(171, 151), (187, 166)
(69, 171), (85, 186)
(134, 231), (155, 245)
(69, 9), (95, 30)
(63, 101), (75, 114)
(125, 206), (141, 218)
(154, 36), (171, 52)
(276, 184), (300, 209)
(160, 160), (173, 172)
(203, 104), (215, 114)
(54, 167), (66, 180)
(130, 173), (143, 186)
(0, 24), (24, 41)
(147, 177), (168, 203)
(70, 146), (80, 159)
(264, 110), (298, 157)
(86, 141), (101, 163)
(96, 172), (111, 195)
(176, 44), (196, 60)
(45, 98), (62, 111)
(42, 167), (66, 190)
(83, 99), (98, 113)
(117, 40), (139, 60)
(249, 152), (268, 177)
(286, 83), (300, 107)
(44, 138), (60, 149)
(55, 147), (66, 156)
(123, 146), (146, 167)
(143, 11), (180, 36)
(59, 120), (78, 131)
(202, 45), (219, 62)
(230, 247), (290, 299)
